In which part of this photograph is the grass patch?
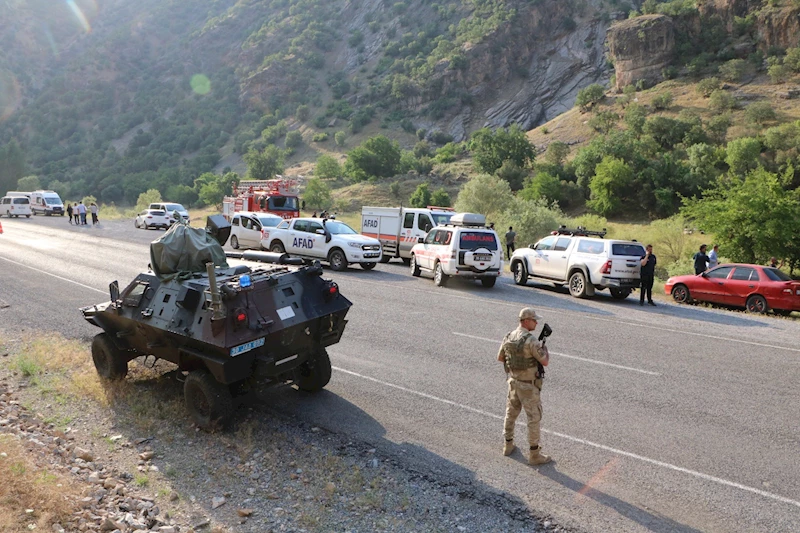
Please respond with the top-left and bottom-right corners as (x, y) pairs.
(134, 473), (149, 487)
(0, 434), (82, 531)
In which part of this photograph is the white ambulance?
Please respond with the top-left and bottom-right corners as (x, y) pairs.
(30, 190), (65, 216)
(361, 206), (455, 263)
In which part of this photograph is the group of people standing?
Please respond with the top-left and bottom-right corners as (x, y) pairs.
(66, 202), (99, 226)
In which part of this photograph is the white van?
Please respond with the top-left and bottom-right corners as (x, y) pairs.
(30, 190), (65, 216)
(0, 196), (32, 218)
(361, 206), (455, 263)
(149, 202), (190, 224)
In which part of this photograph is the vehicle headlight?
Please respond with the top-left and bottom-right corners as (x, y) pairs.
(348, 242), (362, 248)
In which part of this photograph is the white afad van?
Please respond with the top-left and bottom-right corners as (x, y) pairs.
(30, 190), (65, 216)
(0, 196), (32, 218)
(361, 206), (455, 263)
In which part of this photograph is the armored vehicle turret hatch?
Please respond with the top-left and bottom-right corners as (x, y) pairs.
(81, 215), (352, 430)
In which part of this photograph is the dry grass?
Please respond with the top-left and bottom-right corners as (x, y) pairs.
(0, 434), (82, 532)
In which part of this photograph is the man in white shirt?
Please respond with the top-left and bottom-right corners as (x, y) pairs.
(708, 244), (719, 269)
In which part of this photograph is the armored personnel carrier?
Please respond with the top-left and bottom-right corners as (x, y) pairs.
(81, 215), (352, 430)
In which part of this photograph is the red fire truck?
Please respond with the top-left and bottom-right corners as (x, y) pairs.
(222, 177), (301, 220)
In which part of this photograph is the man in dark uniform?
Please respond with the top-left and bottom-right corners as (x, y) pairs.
(497, 308), (551, 466)
(640, 244), (656, 306)
(693, 244), (710, 275)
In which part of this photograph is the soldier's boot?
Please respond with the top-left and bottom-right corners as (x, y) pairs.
(529, 446), (551, 466)
(502, 439), (515, 456)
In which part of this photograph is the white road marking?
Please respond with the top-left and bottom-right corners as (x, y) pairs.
(453, 332), (661, 376)
(0, 256), (106, 294)
(351, 277), (800, 354)
(332, 365), (800, 510)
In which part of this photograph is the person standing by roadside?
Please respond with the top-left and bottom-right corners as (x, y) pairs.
(497, 308), (551, 466)
(90, 203), (99, 226)
(78, 201), (87, 225)
(640, 244), (657, 306)
(505, 226), (517, 260)
(708, 244), (719, 269)
(66, 203), (73, 225)
(693, 244), (710, 275)
(73, 203), (80, 225)
(769, 257), (784, 269)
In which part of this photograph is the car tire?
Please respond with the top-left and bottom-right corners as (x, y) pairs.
(91, 333), (128, 381)
(380, 255), (391, 263)
(230, 235), (240, 249)
(610, 288), (631, 299)
(434, 262), (449, 287)
(270, 241), (285, 253)
(26, 214), (30, 218)
(294, 349), (332, 392)
(410, 254), (421, 277)
(672, 284), (691, 304)
(329, 249), (348, 271)
(184, 369), (235, 431)
(568, 271), (588, 298)
(401, 257), (411, 266)
(361, 262), (376, 270)
(481, 276), (497, 288)
(134, 220), (139, 228)
(512, 261), (528, 286)
(746, 294), (768, 314)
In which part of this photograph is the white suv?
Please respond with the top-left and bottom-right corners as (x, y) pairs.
(510, 226), (645, 299)
(409, 213), (503, 288)
(229, 211), (282, 250)
(0, 196), (32, 218)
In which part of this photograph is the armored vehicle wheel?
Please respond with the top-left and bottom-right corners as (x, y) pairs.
(410, 254), (421, 277)
(380, 255), (391, 263)
(91, 333), (128, 381)
(746, 294), (768, 314)
(672, 284), (691, 304)
(270, 241), (285, 253)
(361, 262), (376, 270)
(610, 288), (631, 299)
(512, 261), (528, 285)
(481, 276), (496, 288)
(329, 249), (348, 271)
(568, 271), (588, 298)
(184, 369), (235, 431)
(230, 235), (240, 249)
(434, 262), (449, 287)
(295, 349), (332, 392)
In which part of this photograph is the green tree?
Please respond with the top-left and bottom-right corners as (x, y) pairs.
(521, 171), (561, 203)
(682, 168), (800, 271)
(194, 173), (227, 207)
(430, 188), (451, 207)
(709, 90), (737, 113)
(285, 130), (303, 148)
(409, 182), (432, 208)
(135, 189), (162, 211)
(303, 178), (333, 210)
(651, 91), (674, 110)
(315, 154), (342, 180)
(334, 131), (347, 147)
(453, 173), (514, 219)
(390, 181), (401, 201)
(696, 77), (721, 97)
(768, 63), (791, 84)
(575, 83), (605, 111)
(543, 141), (569, 166)
(468, 125), (535, 176)
(17, 175), (41, 191)
(784, 47), (800, 71)
(587, 156), (633, 216)
(343, 135), (402, 181)
(245, 145), (285, 180)
(296, 104), (311, 122)
(588, 111), (619, 134)
(745, 102), (777, 126)
(725, 137), (762, 177)
(166, 184), (198, 207)
(718, 59), (748, 82)
(0, 140), (27, 194)
(624, 104), (647, 136)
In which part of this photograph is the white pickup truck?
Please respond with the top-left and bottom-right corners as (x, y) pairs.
(262, 217), (382, 271)
(509, 226), (646, 299)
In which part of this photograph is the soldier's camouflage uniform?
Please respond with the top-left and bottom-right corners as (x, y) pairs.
(498, 326), (547, 449)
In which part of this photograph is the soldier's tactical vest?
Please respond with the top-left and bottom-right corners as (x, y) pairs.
(503, 332), (537, 371)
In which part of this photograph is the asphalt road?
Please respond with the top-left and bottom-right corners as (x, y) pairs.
(1, 215), (799, 533)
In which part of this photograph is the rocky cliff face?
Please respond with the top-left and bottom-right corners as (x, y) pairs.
(607, 15), (675, 92)
(698, 0), (800, 50)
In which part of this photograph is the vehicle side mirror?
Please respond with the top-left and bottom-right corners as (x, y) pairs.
(316, 229), (326, 235)
(418, 237), (424, 244)
(109, 280), (120, 303)
(532, 244), (538, 250)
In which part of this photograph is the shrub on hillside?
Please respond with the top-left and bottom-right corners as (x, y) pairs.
(718, 59), (748, 82)
(409, 182), (432, 208)
(430, 188), (451, 207)
(696, 77), (721, 97)
(315, 154), (342, 180)
(312, 132), (329, 142)
(303, 178), (333, 210)
(285, 130), (303, 148)
(575, 83), (605, 111)
(708, 90), (737, 113)
(768, 63), (791, 84)
(651, 91), (674, 110)
(453, 173), (513, 219)
(784, 47), (800, 72)
(745, 102), (777, 126)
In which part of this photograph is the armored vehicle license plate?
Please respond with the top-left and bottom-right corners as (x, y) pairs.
(230, 337), (265, 356)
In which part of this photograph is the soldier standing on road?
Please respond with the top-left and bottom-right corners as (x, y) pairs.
(640, 244), (656, 306)
(497, 308), (551, 466)
(505, 226), (516, 260)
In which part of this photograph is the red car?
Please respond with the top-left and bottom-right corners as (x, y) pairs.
(665, 263), (800, 315)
